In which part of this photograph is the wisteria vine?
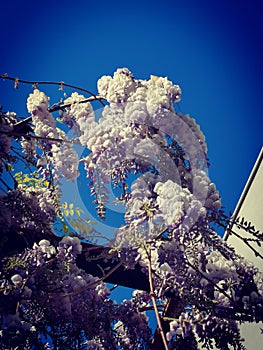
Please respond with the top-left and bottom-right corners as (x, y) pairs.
(0, 69), (262, 350)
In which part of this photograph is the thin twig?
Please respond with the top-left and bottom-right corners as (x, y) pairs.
(179, 232), (236, 304)
(47, 261), (123, 300)
(226, 227), (263, 260)
(0, 130), (81, 144)
(48, 95), (106, 112)
(0, 74), (106, 106)
(185, 259), (235, 304)
(148, 247), (169, 350)
(139, 305), (164, 312)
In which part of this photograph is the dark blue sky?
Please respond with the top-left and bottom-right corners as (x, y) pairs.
(1, 0), (263, 215)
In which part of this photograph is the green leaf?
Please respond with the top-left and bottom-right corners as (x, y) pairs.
(62, 222), (69, 233)
(75, 208), (83, 216)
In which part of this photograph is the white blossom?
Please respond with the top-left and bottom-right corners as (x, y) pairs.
(11, 274), (22, 286)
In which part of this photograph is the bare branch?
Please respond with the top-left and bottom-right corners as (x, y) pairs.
(0, 74), (106, 106)
(226, 227), (263, 260)
(148, 247), (169, 350)
(0, 130), (81, 145)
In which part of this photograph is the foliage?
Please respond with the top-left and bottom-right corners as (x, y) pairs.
(0, 69), (262, 349)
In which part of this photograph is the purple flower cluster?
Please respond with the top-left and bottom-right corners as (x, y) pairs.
(0, 185), (57, 241)
(0, 111), (17, 173)
(0, 236), (151, 349)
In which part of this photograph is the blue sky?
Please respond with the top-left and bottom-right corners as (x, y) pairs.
(1, 0), (262, 221)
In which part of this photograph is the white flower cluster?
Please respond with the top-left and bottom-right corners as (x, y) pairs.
(146, 75), (181, 113)
(80, 69), (183, 212)
(0, 186), (57, 237)
(203, 250), (239, 282)
(137, 244), (161, 271)
(21, 137), (36, 160)
(0, 112), (16, 172)
(64, 273), (88, 291)
(97, 68), (181, 107)
(75, 68), (217, 231)
(11, 274), (23, 286)
(114, 320), (131, 347)
(27, 89), (56, 139)
(125, 173), (158, 224)
(57, 236), (83, 261)
(51, 129), (79, 181)
(191, 169), (221, 210)
(31, 239), (57, 266)
(154, 179), (207, 227)
(97, 68), (136, 103)
(81, 69), (182, 162)
(35, 239), (56, 258)
(27, 89), (79, 181)
(83, 103), (127, 153)
(20, 185), (57, 220)
(63, 92), (95, 146)
(254, 271), (263, 296)
(159, 112), (208, 171)
(166, 312), (191, 340)
(84, 339), (104, 349)
(0, 185), (58, 238)
(180, 114), (207, 154)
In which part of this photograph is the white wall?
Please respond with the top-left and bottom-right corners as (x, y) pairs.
(224, 147), (263, 350)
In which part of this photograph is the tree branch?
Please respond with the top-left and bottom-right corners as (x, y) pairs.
(0, 74), (106, 106)
(148, 247), (169, 350)
(226, 227), (263, 260)
(0, 130), (81, 144)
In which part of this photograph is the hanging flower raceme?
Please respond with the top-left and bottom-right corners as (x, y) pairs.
(0, 111), (17, 173)
(0, 184), (58, 245)
(27, 89), (57, 145)
(62, 91), (95, 145)
(26, 89), (79, 182)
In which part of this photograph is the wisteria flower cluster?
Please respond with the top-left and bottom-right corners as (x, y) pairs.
(27, 89), (79, 182)
(62, 91), (95, 145)
(66, 68), (214, 225)
(0, 237), (151, 349)
(0, 68), (262, 350)
(0, 111), (17, 173)
(0, 184), (57, 238)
